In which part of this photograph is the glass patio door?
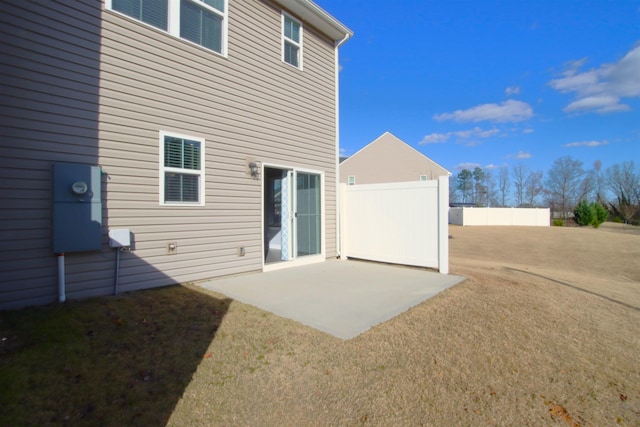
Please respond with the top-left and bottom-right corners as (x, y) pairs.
(264, 166), (322, 266)
(294, 172), (321, 257)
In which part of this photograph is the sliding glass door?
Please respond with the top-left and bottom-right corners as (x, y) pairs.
(264, 167), (322, 265)
(295, 172), (321, 257)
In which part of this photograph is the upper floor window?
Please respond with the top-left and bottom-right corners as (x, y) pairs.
(347, 176), (356, 186)
(160, 132), (205, 205)
(420, 175), (428, 181)
(108, 0), (227, 55)
(282, 13), (302, 69)
(111, 0), (168, 30)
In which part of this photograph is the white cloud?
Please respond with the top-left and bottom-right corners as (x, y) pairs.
(419, 127), (499, 145)
(507, 151), (532, 159)
(455, 162), (481, 171)
(549, 44), (640, 114)
(484, 164), (500, 170)
(563, 140), (609, 148)
(564, 96), (629, 113)
(523, 128), (534, 134)
(505, 86), (521, 96)
(433, 100), (533, 123)
(419, 133), (450, 144)
(454, 127), (500, 139)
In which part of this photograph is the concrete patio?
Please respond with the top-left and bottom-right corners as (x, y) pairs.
(198, 260), (465, 339)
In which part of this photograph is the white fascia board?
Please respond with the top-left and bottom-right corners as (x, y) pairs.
(275, 0), (353, 42)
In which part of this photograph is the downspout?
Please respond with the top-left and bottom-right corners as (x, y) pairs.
(334, 32), (350, 259)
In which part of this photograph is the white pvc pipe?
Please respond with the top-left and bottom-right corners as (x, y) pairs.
(58, 253), (66, 303)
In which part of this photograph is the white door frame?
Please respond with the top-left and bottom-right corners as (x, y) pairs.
(261, 162), (325, 272)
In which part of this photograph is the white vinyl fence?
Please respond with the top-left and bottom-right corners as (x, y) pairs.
(339, 176), (449, 273)
(449, 207), (550, 226)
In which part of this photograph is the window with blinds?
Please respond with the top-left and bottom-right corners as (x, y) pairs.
(180, 0), (225, 52)
(111, 0), (168, 30)
(160, 132), (205, 205)
(107, 0), (227, 55)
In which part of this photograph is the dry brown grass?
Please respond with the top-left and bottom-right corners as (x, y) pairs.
(2, 223), (638, 426)
(168, 222), (640, 426)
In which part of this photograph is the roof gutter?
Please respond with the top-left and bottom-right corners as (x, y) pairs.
(275, 0), (353, 42)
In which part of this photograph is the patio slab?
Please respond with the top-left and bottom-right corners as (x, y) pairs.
(198, 260), (465, 340)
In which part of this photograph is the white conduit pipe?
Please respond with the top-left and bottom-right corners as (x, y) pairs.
(57, 253), (66, 303)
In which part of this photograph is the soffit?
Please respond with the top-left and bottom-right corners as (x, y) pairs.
(274, 0), (353, 42)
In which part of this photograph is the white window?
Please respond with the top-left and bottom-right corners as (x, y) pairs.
(159, 132), (205, 205)
(420, 175), (428, 181)
(347, 175), (356, 186)
(282, 13), (302, 69)
(110, 0), (168, 30)
(107, 0), (227, 55)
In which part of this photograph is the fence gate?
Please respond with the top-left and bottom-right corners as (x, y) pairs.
(339, 176), (449, 274)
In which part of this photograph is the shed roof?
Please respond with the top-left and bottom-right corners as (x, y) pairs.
(342, 131), (452, 176)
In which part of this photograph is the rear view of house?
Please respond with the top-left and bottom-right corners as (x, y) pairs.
(0, 0), (351, 309)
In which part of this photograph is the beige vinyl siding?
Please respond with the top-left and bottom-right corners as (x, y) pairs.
(340, 132), (450, 185)
(99, 0), (337, 284)
(96, 0), (339, 292)
(0, 0), (103, 309)
(1, 0), (340, 309)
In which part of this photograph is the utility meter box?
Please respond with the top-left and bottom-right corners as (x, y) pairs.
(109, 229), (131, 248)
(52, 163), (103, 253)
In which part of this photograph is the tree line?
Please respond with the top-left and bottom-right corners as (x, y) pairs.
(450, 157), (640, 223)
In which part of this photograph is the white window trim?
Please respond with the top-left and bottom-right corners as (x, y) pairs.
(347, 175), (356, 185)
(105, 0), (228, 57)
(281, 11), (303, 70)
(159, 131), (206, 206)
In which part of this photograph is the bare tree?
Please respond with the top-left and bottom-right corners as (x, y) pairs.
(512, 163), (528, 207)
(606, 161), (640, 223)
(544, 156), (585, 219)
(498, 166), (510, 207)
(577, 171), (596, 203)
(606, 161), (640, 205)
(592, 160), (606, 203)
(524, 170), (544, 207)
(484, 169), (498, 207)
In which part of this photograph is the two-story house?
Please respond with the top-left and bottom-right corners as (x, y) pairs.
(0, 0), (352, 309)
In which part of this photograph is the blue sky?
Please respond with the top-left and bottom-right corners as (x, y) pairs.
(317, 0), (640, 176)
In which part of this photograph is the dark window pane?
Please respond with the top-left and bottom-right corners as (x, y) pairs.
(284, 42), (299, 67)
(164, 137), (184, 168)
(142, 0), (168, 29)
(182, 140), (201, 170)
(202, 9), (222, 52)
(165, 173), (200, 202)
(180, 0), (200, 45)
(204, 0), (224, 13)
(112, 0), (168, 30)
(181, 0), (222, 53)
(284, 16), (300, 42)
(164, 136), (201, 169)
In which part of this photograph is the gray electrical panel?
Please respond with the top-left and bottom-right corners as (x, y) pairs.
(53, 163), (103, 253)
